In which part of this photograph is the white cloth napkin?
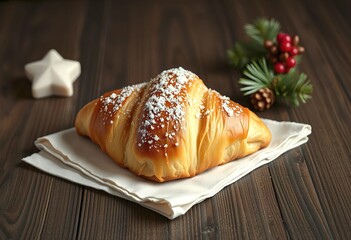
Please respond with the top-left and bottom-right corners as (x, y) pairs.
(22, 119), (311, 219)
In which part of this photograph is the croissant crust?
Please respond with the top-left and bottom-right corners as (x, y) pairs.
(75, 67), (271, 182)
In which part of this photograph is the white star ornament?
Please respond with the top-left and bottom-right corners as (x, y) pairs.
(25, 49), (81, 98)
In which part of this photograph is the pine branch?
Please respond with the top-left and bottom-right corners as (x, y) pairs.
(227, 42), (266, 69)
(291, 73), (313, 106)
(277, 71), (313, 106)
(245, 18), (281, 44)
(239, 58), (274, 95)
(227, 18), (280, 69)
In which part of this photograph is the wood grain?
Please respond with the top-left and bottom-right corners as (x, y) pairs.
(0, 0), (350, 239)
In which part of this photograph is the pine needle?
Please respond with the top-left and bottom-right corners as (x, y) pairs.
(245, 18), (281, 44)
(278, 71), (313, 106)
(227, 18), (280, 69)
(239, 58), (274, 95)
(227, 42), (266, 69)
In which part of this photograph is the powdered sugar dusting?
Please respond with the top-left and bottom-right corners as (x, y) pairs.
(196, 103), (214, 119)
(99, 83), (146, 125)
(221, 94), (243, 117)
(137, 67), (197, 151)
(208, 89), (244, 117)
(221, 95), (234, 117)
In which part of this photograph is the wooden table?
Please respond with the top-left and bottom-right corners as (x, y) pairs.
(1, 0), (350, 239)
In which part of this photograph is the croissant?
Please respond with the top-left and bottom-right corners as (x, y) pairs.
(75, 67), (271, 182)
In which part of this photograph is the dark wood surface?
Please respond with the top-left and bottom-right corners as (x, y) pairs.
(1, 0), (350, 239)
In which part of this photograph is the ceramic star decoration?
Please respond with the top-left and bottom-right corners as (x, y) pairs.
(25, 49), (81, 98)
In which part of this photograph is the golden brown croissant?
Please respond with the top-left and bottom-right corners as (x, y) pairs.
(75, 67), (271, 182)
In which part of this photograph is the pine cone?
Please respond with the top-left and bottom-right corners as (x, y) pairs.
(250, 88), (275, 111)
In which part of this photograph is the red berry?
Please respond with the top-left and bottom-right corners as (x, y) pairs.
(274, 62), (286, 74)
(277, 32), (286, 43)
(277, 32), (291, 43)
(281, 35), (291, 43)
(289, 46), (299, 56)
(280, 41), (292, 52)
(286, 57), (296, 68)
